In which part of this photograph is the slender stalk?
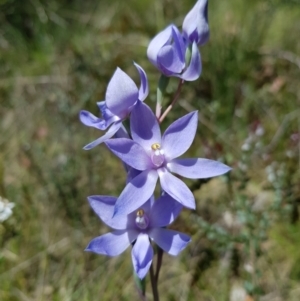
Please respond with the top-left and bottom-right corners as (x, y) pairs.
(159, 79), (184, 124)
(155, 247), (163, 282)
(156, 101), (162, 120)
(150, 263), (160, 301)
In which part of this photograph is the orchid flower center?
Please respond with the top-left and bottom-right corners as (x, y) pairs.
(151, 143), (165, 167)
(135, 209), (149, 230)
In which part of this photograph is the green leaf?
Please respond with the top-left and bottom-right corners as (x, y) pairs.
(133, 270), (146, 296)
(157, 74), (170, 109)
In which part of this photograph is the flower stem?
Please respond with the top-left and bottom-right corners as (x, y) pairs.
(159, 79), (184, 124)
(150, 263), (160, 301)
(155, 247), (163, 282)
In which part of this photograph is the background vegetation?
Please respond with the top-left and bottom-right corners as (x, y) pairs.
(0, 0), (299, 300)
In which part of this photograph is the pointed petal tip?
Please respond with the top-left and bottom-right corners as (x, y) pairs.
(83, 145), (91, 150)
(187, 202), (196, 210)
(225, 166), (232, 174)
(79, 110), (89, 121)
(87, 195), (98, 205)
(218, 163), (232, 175)
(189, 110), (199, 119)
(106, 68), (139, 117)
(85, 242), (96, 252)
(136, 270), (148, 280)
(83, 144), (92, 150)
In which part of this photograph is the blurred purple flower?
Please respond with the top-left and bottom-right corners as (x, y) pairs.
(105, 102), (231, 216)
(79, 63), (148, 150)
(85, 194), (190, 279)
(147, 24), (201, 81)
(182, 0), (209, 46)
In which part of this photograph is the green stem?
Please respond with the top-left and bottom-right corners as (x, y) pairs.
(159, 79), (184, 124)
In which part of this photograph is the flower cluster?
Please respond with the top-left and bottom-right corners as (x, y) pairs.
(80, 0), (231, 283)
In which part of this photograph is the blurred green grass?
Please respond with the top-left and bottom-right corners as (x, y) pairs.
(0, 0), (300, 300)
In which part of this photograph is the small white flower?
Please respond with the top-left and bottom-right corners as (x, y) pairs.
(0, 196), (15, 223)
(230, 283), (247, 301)
(255, 125), (264, 136)
(267, 173), (276, 184)
(241, 142), (251, 151)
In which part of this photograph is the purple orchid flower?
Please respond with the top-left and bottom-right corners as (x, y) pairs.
(79, 63), (149, 150)
(105, 102), (231, 216)
(85, 194), (190, 279)
(182, 0), (209, 46)
(147, 24), (201, 81)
